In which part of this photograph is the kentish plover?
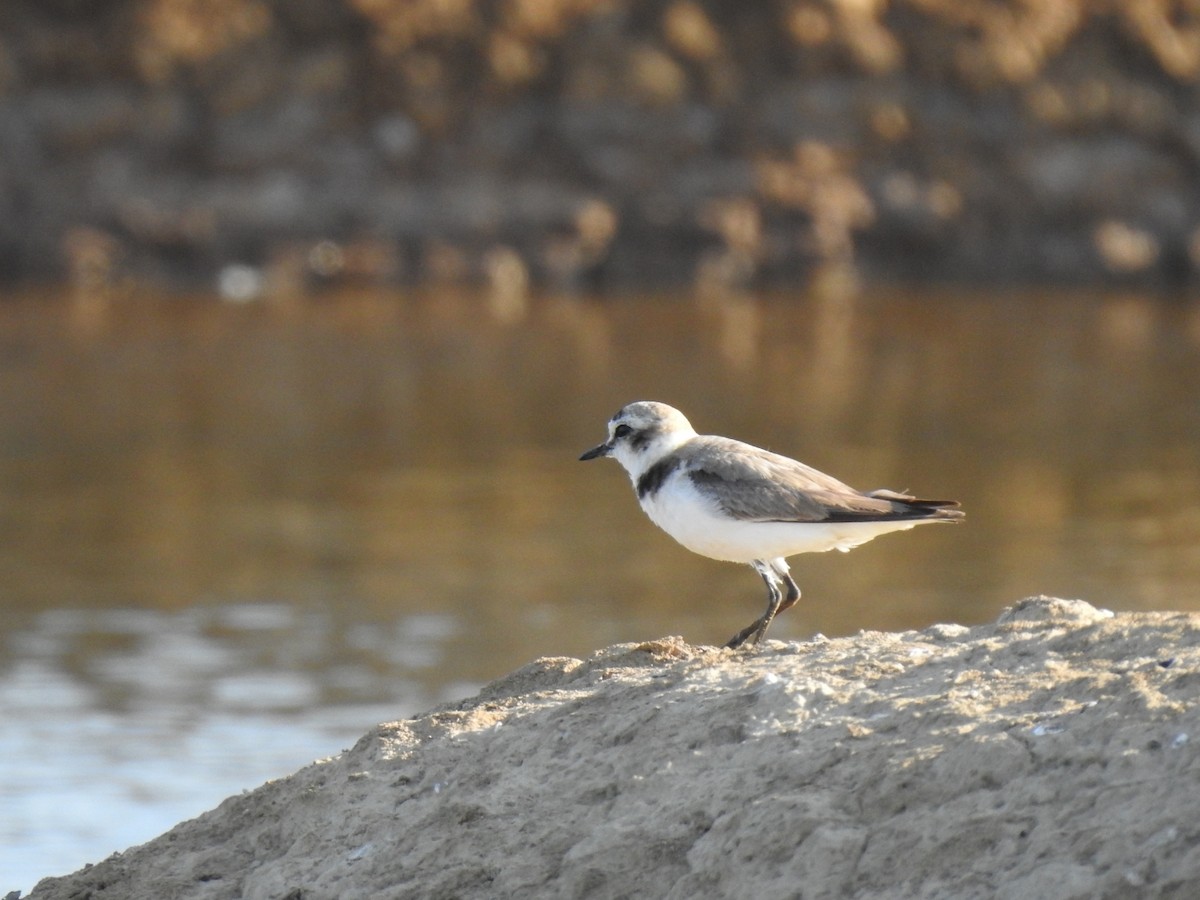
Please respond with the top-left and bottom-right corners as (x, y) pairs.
(580, 401), (963, 648)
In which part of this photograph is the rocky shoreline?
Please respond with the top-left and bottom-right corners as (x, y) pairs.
(22, 596), (1200, 899)
(4, 2), (1200, 293)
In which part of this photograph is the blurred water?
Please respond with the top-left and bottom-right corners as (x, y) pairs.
(3, 286), (1200, 892)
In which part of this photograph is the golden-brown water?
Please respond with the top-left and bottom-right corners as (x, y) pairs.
(4, 286), (1200, 890)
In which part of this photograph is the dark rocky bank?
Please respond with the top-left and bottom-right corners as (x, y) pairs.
(3, 1), (1200, 294)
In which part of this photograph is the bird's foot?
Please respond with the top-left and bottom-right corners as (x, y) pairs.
(725, 620), (764, 650)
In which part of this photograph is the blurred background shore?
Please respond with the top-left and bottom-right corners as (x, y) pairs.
(4, 1), (1200, 894)
(4, 0), (1200, 294)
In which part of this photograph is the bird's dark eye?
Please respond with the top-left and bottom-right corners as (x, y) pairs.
(613, 424), (633, 439)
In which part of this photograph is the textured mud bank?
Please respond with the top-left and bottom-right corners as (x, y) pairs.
(25, 597), (1200, 899)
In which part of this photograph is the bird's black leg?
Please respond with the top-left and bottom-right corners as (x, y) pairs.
(725, 563), (783, 649)
(776, 573), (801, 615)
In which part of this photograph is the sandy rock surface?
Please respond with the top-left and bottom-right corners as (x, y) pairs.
(25, 597), (1200, 899)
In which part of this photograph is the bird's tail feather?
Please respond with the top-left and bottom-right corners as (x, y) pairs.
(867, 489), (965, 520)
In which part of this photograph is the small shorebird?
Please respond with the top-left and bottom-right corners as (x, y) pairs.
(580, 401), (963, 648)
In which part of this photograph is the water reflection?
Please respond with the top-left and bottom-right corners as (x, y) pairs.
(1, 602), (455, 894)
(2, 286), (1200, 891)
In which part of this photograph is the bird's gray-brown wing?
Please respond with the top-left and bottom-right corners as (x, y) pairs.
(679, 437), (962, 523)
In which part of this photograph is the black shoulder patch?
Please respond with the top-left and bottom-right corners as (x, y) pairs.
(636, 457), (680, 499)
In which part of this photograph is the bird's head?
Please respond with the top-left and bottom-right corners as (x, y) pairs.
(579, 401), (697, 479)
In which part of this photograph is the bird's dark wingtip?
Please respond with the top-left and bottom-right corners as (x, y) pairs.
(863, 489), (964, 519)
(906, 499), (964, 521)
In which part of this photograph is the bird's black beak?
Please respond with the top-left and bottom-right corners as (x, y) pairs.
(579, 442), (611, 461)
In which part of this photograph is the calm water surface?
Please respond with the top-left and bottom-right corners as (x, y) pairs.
(4, 286), (1200, 891)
